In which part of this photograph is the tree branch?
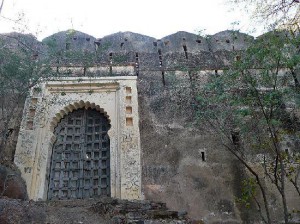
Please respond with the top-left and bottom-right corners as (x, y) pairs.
(0, 0), (4, 15)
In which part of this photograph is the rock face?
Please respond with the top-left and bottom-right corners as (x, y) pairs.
(0, 165), (27, 200)
(91, 197), (190, 223)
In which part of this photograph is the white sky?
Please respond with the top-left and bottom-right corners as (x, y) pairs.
(0, 0), (263, 40)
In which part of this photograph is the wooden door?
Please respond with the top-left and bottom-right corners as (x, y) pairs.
(48, 108), (110, 200)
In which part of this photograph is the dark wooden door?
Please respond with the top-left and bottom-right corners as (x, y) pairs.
(48, 108), (110, 200)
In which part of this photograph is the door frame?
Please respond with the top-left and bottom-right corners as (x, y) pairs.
(14, 76), (142, 201)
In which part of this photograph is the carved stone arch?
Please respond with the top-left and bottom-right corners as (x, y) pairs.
(49, 100), (111, 132)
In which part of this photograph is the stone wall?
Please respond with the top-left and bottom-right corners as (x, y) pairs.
(1, 30), (299, 223)
(40, 29), (252, 71)
(137, 70), (244, 222)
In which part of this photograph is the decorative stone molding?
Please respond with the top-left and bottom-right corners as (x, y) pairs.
(49, 100), (111, 132)
(14, 76), (142, 201)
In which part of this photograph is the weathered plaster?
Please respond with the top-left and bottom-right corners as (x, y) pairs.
(14, 76), (142, 200)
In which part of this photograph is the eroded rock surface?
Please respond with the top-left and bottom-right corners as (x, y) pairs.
(0, 198), (192, 224)
(0, 165), (27, 200)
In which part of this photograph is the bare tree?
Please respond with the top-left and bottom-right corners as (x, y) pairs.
(0, 0), (4, 15)
(196, 31), (300, 223)
(229, 0), (300, 32)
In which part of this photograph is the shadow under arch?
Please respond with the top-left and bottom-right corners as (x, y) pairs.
(49, 100), (111, 132)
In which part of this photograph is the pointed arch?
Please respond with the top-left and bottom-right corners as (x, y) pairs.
(49, 100), (110, 132)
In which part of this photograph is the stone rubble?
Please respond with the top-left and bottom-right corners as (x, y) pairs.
(0, 197), (196, 224)
(90, 197), (191, 223)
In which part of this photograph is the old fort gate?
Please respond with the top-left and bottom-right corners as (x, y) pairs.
(14, 75), (142, 201)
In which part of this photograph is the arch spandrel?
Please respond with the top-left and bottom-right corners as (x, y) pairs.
(49, 100), (111, 132)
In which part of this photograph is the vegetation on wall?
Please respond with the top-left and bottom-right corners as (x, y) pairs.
(196, 1), (300, 221)
(0, 0), (299, 222)
(0, 29), (129, 164)
(0, 33), (56, 164)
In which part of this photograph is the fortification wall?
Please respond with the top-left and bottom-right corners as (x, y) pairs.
(1, 30), (299, 223)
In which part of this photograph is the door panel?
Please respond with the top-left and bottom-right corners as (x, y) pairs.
(48, 108), (110, 200)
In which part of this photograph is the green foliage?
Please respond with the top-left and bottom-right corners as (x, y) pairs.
(197, 31), (299, 138)
(236, 178), (257, 208)
(44, 37), (58, 50)
(96, 42), (111, 52)
(113, 54), (127, 64)
(0, 34), (55, 162)
(196, 30), (300, 223)
(0, 42), (50, 94)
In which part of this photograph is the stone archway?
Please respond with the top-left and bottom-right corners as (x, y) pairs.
(14, 76), (142, 201)
(48, 108), (111, 200)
